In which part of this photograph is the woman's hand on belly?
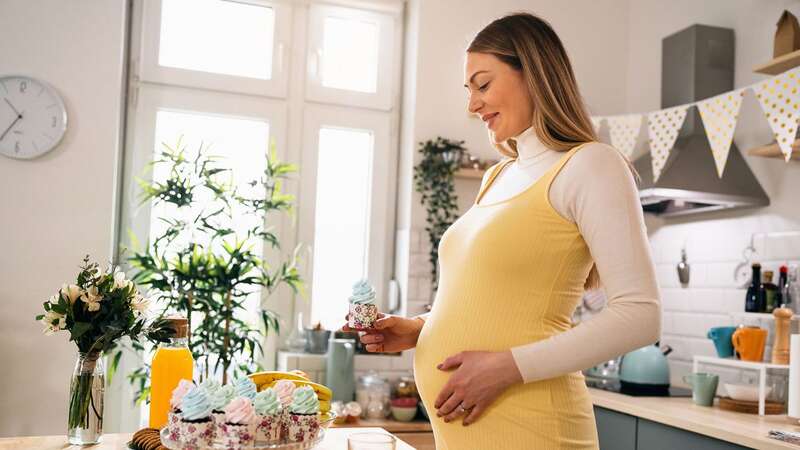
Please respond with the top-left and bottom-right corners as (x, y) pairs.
(342, 313), (424, 353)
(434, 350), (523, 426)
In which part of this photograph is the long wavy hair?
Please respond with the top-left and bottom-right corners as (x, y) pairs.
(468, 12), (601, 289)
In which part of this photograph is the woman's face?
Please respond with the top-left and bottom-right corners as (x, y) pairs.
(464, 52), (533, 144)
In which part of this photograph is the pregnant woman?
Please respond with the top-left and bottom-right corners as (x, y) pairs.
(345, 12), (660, 449)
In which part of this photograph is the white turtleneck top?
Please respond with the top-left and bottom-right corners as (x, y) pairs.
(421, 127), (661, 384)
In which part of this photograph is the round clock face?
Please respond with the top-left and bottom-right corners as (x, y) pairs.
(0, 75), (68, 159)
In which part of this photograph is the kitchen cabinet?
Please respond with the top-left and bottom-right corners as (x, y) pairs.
(595, 407), (751, 450)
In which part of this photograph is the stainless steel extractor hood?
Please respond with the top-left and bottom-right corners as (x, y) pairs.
(634, 24), (769, 217)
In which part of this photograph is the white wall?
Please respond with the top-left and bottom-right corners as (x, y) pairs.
(625, 0), (800, 386)
(0, 0), (128, 437)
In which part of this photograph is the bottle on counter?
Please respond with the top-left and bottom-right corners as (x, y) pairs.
(764, 270), (779, 313)
(745, 263), (765, 313)
(149, 317), (194, 429)
(779, 265), (789, 309)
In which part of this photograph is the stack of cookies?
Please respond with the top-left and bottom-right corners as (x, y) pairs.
(129, 428), (168, 450)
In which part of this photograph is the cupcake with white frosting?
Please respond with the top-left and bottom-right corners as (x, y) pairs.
(287, 386), (321, 443)
(347, 279), (378, 329)
(254, 387), (283, 444)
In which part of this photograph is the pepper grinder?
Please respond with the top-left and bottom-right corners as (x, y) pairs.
(772, 306), (794, 364)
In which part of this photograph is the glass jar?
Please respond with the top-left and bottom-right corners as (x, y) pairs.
(395, 374), (418, 398)
(356, 370), (390, 417)
(67, 351), (105, 445)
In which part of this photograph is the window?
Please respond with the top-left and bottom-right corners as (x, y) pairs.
(306, 3), (400, 110)
(298, 105), (394, 329)
(139, 0), (291, 97)
(121, 0), (401, 379)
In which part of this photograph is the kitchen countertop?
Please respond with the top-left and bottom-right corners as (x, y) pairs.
(333, 418), (432, 432)
(0, 427), (415, 450)
(589, 387), (800, 449)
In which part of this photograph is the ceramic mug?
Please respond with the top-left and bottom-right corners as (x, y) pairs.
(732, 326), (767, 362)
(707, 326), (737, 358)
(683, 372), (719, 407)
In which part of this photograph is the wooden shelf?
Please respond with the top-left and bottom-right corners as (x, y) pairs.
(746, 139), (800, 161)
(454, 167), (486, 179)
(754, 49), (800, 75)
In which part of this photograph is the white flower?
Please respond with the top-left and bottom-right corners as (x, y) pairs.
(81, 286), (103, 312)
(131, 294), (150, 315)
(41, 310), (66, 335)
(113, 269), (133, 290)
(60, 284), (82, 305)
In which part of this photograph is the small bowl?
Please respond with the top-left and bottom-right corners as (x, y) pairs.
(391, 405), (418, 422)
(724, 383), (772, 402)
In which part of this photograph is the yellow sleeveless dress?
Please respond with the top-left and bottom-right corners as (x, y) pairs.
(414, 143), (599, 450)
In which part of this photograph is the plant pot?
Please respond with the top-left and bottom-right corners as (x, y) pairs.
(304, 329), (331, 354)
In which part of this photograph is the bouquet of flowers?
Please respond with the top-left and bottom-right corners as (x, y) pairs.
(36, 255), (171, 444)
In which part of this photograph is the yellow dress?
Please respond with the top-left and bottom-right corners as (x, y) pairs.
(414, 143), (599, 450)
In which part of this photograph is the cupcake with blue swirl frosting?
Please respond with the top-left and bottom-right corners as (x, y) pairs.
(347, 279), (378, 329)
(178, 385), (214, 447)
(287, 385), (321, 443)
(254, 387), (283, 443)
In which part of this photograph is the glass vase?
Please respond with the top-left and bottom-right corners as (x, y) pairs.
(67, 351), (105, 445)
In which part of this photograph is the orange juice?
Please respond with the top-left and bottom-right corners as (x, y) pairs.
(149, 318), (193, 429)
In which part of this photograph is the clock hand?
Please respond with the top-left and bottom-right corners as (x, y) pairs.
(4, 98), (22, 118)
(0, 114), (21, 142)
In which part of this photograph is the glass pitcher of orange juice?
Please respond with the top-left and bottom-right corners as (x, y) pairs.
(149, 317), (193, 428)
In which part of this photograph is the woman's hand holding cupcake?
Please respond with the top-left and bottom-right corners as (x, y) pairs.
(343, 313), (425, 353)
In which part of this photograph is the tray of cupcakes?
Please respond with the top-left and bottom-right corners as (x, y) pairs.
(158, 371), (335, 449)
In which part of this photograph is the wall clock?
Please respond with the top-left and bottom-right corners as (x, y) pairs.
(0, 75), (68, 159)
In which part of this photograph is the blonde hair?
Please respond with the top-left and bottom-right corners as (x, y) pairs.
(468, 12), (601, 289)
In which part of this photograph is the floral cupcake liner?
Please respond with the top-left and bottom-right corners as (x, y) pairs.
(348, 303), (378, 329)
(287, 413), (320, 443)
(218, 422), (256, 448)
(255, 414), (282, 444)
(178, 419), (213, 450)
(166, 410), (182, 442)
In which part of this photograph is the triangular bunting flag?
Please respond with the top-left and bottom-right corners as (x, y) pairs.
(647, 105), (689, 182)
(590, 116), (604, 135)
(607, 114), (642, 157)
(697, 89), (745, 177)
(753, 67), (800, 161)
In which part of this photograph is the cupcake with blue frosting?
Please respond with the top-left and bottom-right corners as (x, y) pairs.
(179, 385), (214, 448)
(234, 376), (258, 401)
(347, 279), (378, 329)
(203, 379), (235, 426)
(254, 387), (283, 443)
(287, 386), (321, 443)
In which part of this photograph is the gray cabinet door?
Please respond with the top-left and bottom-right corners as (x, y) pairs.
(594, 406), (637, 450)
(637, 418), (751, 450)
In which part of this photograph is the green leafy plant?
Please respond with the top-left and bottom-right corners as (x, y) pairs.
(125, 138), (304, 403)
(413, 137), (467, 296)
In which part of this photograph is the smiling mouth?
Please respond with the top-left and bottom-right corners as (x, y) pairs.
(485, 113), (499, 128)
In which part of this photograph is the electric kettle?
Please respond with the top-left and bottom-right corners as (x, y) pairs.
(618, 342), (673, 395)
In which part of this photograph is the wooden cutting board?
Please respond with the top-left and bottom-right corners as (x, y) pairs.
(718, 396), (785, 414)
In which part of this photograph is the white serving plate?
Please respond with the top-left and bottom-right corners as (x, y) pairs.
(724, 382), (773, 402)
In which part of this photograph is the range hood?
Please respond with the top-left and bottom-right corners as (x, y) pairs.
(634, 24), (769, 217)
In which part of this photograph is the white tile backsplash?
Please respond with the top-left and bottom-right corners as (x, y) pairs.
(650, 223), (800, 383)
